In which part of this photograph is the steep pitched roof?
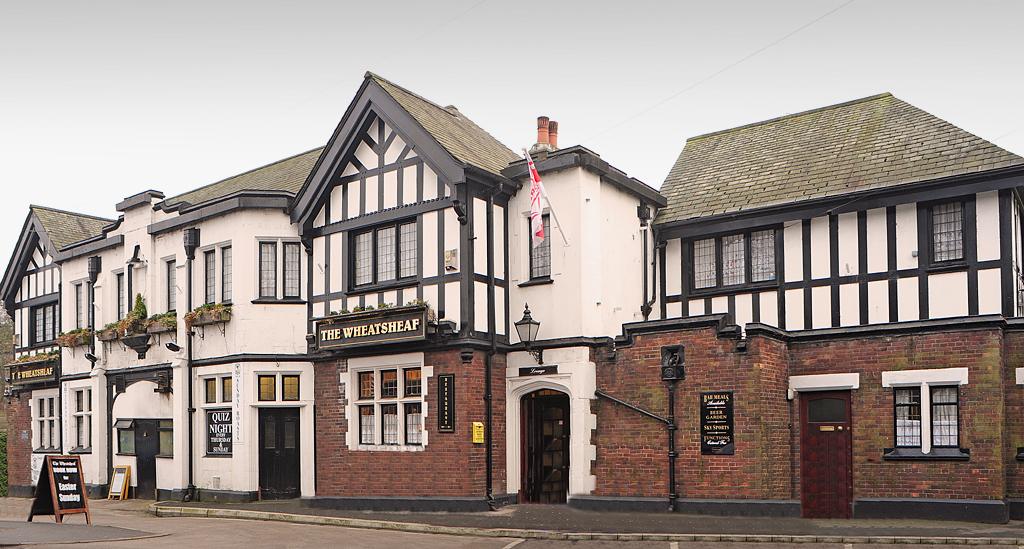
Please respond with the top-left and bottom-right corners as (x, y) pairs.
(161, 148), (324, 209)
(657, 93), (1024, 224)
(29, 205), (113, 250)
(367, 72), (518, 176)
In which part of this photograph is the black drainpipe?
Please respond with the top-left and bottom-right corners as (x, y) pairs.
(639, 205), (658, 321)
(484, 189), (498, 510)
(182, 228), (200, 502)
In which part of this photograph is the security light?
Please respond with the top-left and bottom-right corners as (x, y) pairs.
(165, 342), (182, 352)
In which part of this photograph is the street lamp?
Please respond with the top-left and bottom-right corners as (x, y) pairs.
(514, 304), (543, 364)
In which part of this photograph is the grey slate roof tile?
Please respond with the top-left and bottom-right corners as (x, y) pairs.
(656, 93), (1024, 224)
(30, 205), (113, 250)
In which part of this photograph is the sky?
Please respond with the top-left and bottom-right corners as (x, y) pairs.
(1, 1), (1023, 263)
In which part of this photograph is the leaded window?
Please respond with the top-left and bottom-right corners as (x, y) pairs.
(74, 284), (84, 329)
(381, 370), (398, 398)
(721, 234), (745, 286)
(750, 229), (776, 282)
(400, 223), (417, 278)
(359, 406), (375, 445)
(358, 371), (374, 400)
(693, 238), (716, 289)
(116, 272), (125, 319)
(259, 242), (277, 298)
(283, 243), (301, 298)
(204, 250), (216, 304)
(73, 388), (91, 450)
(32, 303), (56, 345)
(34, 395), (57, 451)
(404, 368), (421, 397)
(221, 247), (232, 303)
(932, 202), (964, 262)
(894, 388), (921, 447)
(691, 229), (777, 290)
(931, 386), (959, 447)
(353, 221), (417, 288)
(529, 214), (552, 280)
(166, 260), (177, 311)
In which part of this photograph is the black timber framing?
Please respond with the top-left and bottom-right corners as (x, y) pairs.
(857, 211), (869, 325)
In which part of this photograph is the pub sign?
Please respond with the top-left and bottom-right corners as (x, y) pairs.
(437, 374), (455, 432)
(700, 391), (735, 455)
(9, 361), (56, 385)
(317, 306), (427, 350)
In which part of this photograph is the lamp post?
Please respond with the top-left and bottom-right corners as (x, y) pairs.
(514, 304), (542, 364)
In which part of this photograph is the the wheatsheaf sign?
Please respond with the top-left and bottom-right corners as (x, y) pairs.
(9, 362), (56, 385)
(317, 306), (428, 350)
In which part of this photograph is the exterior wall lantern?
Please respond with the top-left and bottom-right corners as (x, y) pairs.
(514, 304), (543, 364)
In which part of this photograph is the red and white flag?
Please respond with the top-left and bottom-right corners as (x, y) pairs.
(525, 151), (545, 247)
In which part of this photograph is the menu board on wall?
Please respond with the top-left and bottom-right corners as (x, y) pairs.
(700, 391), (735, 455)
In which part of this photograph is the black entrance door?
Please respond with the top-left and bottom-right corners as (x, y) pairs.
(134, 420), (160, 500)
(259, 408), (301, 499)
(522, 390), (570, 503)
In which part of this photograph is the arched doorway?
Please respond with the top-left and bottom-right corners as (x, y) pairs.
(521, 389), (570, 503)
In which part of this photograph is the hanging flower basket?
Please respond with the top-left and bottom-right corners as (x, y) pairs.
(147, 313), (177, 335)
(97, 327), (121, 342)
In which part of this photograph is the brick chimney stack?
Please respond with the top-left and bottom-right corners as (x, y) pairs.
(529, 116), (557, 157)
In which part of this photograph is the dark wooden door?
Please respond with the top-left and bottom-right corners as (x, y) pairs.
(134, 420), (159, 500)
(522, 390), (570, 504)
(259, 408), (301, 499)
(800, 391), (853, 518)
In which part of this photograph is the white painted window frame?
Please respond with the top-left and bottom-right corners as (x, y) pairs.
(881, 367), (968, 454)
(32, 389), (59, 452)
(345, 353), (431, 452)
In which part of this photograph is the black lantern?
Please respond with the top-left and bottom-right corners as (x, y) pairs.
(514, 304), (543, 364)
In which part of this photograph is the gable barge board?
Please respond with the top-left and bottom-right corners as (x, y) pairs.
(656, 170), (1024, 240)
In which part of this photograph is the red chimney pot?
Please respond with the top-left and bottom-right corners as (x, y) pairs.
(548, 120), (559, 150)
(536, 116), (550, 145)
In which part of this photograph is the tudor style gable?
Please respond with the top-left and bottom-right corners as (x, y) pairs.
(293, 73), (518, 340)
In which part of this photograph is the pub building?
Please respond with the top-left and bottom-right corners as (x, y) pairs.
(6, 74), (1024, 523)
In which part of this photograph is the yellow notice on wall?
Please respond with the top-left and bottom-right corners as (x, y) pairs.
(472, 421), (485, 444)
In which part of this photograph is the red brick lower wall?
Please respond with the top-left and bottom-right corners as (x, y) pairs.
(789, 329), (1006, 501)
(591, 324), (1012, 503)
(314, 349), (506, 498)
(591, 328), (791, 500)
(6, 394), (32, 490)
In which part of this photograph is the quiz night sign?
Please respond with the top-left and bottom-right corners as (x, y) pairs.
(207, 409), (232, 455)
(316, 306), (428, 350)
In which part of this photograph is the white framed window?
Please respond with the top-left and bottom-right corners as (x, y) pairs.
(256, 238), (302, 300)
(74, 283), (84, 330)
(882, 368), (967, 455)
(166, 259), (177, 312)
(32, 390), (59, 452)
(204, 250), (216, 304)
(347, 353), (430, 450)
(221, 246), (232, 303)
(73, 388), (92, 451)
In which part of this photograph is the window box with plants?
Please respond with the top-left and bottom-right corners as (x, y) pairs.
(146, 312), (177, 335)
(56, 328), (93, 348)
(327, 299), (436, 322)
(10, 350), (60, 365)
(185, 303), (232, 330)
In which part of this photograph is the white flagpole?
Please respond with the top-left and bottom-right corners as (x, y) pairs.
(523, 149), (570, 247)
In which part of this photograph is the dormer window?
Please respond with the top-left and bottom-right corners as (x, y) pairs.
(351, 220), (417, 290)
(691, 229), (776, 290)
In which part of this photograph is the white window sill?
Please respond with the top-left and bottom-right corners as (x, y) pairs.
(355, 444), (425, 452)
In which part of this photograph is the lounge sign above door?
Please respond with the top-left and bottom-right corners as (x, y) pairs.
(316, 306), (428, 350)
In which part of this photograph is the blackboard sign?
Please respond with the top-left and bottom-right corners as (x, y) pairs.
(700, 391), (735, 455)
(207, 409), (232, 455)
(28, 455), (92, 524)
(437, 374), (455, 432)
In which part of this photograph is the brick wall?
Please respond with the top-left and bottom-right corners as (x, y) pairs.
(590, 322), (1011, 503)
(591, 327), (791, 500)
(789, 329), (1006, 501)
(314, 349), (506, 498)
(6, 395), (32, 490)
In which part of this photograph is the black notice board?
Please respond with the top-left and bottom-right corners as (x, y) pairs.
(437, 374), (455, 432)
(700, 391), (735, 455)
(28, 455), (92, 524)
(207, 409), (233, 456)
